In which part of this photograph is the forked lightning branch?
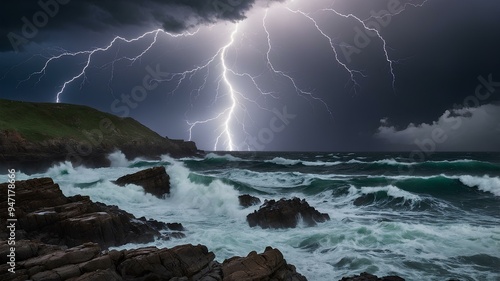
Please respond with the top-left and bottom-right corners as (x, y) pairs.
(17, 0), (428, 151)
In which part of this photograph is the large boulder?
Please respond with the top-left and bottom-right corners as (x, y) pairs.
(239, 194), (261, 208)
(222, 246), (307, 281)
(0, 178), (182, 248)
(114, 166), (170, 198)
(116, 244), (216, 280)
(247, 197), (330, 229)
(0, 241), (218, 281)
(0, 241), (309, 281)
(0, 179), (312, 281)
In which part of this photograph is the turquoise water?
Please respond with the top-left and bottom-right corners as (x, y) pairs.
(14, 151), (500, 281)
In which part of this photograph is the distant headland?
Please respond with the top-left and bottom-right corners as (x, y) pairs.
(0, 99), (203, 173)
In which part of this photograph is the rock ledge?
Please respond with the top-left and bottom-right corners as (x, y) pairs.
(247, 197), (330, 229)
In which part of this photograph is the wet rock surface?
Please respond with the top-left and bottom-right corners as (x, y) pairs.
(0, 241), (216, 281)
(114, 166), (170, 198)
(0, 178), (183, 248)
(247, 197), (330, 229)
(222, 246), (307, 281)
(238, 194), (261, 208)
(0, 241), (308, 281)
(0, 177), (411, 281)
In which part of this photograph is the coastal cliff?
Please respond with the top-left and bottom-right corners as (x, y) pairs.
(0, 99), (202, 172)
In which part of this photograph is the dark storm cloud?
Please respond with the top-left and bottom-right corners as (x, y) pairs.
(2, 0), (500, 151)
(374, 104), (500, 151)
(0, 0), (283, 52)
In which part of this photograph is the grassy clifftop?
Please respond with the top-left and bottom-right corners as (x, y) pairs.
(0, 99), (199, 172)
(0, 99), (165, 143)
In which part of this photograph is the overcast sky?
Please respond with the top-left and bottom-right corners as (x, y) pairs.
(1, 0), (499, 151)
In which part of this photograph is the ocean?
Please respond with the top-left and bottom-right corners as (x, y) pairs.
(13, 151), (500, 281)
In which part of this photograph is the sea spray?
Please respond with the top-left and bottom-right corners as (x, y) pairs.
(165, 156), (245, 218)
(6, 151), (500, 280)
(108, 150), (130, 167)
(458, 175), (500, 196)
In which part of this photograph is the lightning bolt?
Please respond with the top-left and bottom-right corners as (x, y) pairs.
(321, 8), (397, 91)
(263, 9), (334, 115)
(159, 23), (271, 151)
(286, 0), (430, 93)
(362, 0), (430, 20)
(186, 25), (240, 151)
(21, 29), (198, 102)
(283, 8), (366, 94)
(17, 0), (429, 151)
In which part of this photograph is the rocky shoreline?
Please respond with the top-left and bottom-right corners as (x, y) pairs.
(0, 129), (203, 174)
(0, 170), (409, 280)
(0, 99), (204, 174)
(0, 240), (307, 281)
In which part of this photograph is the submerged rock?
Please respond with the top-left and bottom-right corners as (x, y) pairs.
(0, 178), (181, 248)
(247, 197), (330, 229)
(339, 272), (405, 281)
(238, 194), (261, 208)
(114, 166), (170, 198)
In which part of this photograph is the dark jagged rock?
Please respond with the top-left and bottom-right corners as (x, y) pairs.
(0, 178), (309, 280)
(0, 241), (307, 281)
(166, 222), (185, 231)
(0, 178), (183, 248)
(222, 246), (307, 281)
(238, 194), (261, 208)
(114, 166), (170, 198)
(339, 272), (405, 281)
(167, 137), (204, 156)
(0, 241), (217, 281)
(247, 197), (330, 229)
(117, 244), (216, 280)
(0, 99), (203, 174)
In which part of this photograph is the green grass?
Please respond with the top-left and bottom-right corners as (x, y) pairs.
(0, 99), (166, 144)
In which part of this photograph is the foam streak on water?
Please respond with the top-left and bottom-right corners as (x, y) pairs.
(12, 151), (500, 281)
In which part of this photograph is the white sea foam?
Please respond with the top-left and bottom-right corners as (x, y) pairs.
(458, 175), (500, 196)
(6, 154), (500, 281)
(266, 157), (302, 166)
(344, 184), (422, 203)
(302, 160), (343, 166)
(205, 153), (244, 162)
(108, 150), (130, 167)
(359, 185), (422, 202)
(221, 169), (312, 188)
(265, 157), (343, 167)
(266, 157), (420, 167)
(165, 156), (245, 218)
(346, 158), (412, 166)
